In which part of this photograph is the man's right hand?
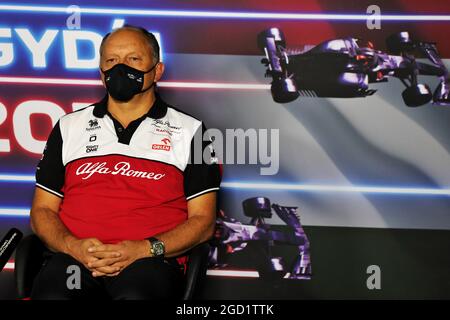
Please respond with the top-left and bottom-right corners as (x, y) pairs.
(66, 237), (122, 276)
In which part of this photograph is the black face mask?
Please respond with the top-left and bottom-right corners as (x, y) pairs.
(101, 62), (158, 102)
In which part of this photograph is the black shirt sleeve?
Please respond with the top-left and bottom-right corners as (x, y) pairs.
(35, 121), (65, 198)
(184, 123), (222, 201)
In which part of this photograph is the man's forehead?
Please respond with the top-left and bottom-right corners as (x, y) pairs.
(102, 29), (152, 54)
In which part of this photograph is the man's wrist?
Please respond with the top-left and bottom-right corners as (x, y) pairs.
(62, 234), (78, 255)
(146, 237), (165, 258)
(140, 239), (153, 258)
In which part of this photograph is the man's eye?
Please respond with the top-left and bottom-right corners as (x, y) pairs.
(130, 57), (140, 61)
(106, 59), (115, 63)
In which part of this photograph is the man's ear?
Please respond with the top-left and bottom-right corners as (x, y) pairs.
(154, 62), (165, 82)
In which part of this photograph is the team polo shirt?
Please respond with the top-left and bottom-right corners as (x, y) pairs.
(35, 94), (221, 263)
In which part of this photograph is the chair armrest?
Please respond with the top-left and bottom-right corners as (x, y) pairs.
(14, 234), (48, 299)
(182, 242), (210, 300)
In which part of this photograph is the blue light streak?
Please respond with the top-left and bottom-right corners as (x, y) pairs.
(0, 4), (449, 21)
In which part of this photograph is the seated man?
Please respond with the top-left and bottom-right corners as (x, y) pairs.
(30, 25), (221, 300)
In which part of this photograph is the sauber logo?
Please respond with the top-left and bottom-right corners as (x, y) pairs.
(86, 119), (101, 132)
(75, 161), (165, 180)
(152, 138), (171, 151)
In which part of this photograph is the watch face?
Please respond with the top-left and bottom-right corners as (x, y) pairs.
(153, 241), (165, 256)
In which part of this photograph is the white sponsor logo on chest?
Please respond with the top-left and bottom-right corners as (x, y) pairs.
(75, 161), (165, 180)
(151, 119), (182, 136)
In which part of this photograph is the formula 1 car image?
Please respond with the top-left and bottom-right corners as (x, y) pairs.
(209, 197), (312, 280)
(257, 28), (450, 107)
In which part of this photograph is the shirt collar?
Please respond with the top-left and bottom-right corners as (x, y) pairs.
(92, 93), (168, 119)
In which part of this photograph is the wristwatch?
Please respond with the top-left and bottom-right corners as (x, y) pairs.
(147, 237), (165, 258)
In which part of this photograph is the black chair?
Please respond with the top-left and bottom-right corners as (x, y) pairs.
(14, 234), (210, 300)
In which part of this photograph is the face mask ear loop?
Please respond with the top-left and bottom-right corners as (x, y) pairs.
(140, 61), (159, 92)
(143, 61), (159, 74)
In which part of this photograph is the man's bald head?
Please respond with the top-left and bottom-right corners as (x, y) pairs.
(100, 25), (160, 64)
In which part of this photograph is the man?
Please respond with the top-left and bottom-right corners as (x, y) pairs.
(30, 25), (221, 300)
